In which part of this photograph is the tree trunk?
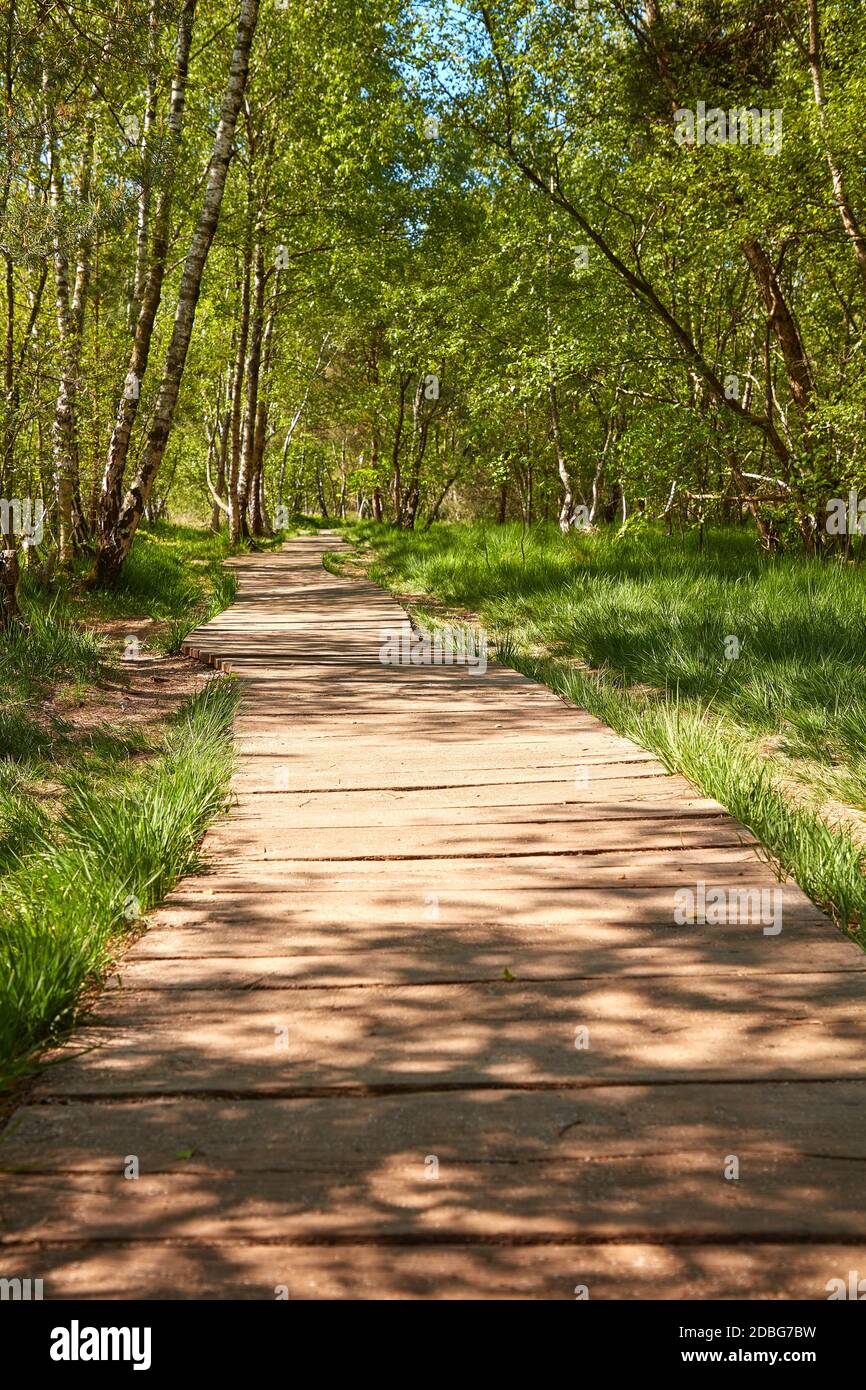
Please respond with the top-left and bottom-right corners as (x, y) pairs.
(249, 410), (269, 535)
(805, 0), (866, 294)
(740, 235), (817, 546)
(545, 186), (575, 532)
(245, 231), (278, 540)
(91, 0), (260, 587)
(98, 0), (196, 544)
(237, 238), (265, 539)
(48, 122), (91, 565)
(227, 257), (251, 544)
(392, 371), (411, 521)
(209, 407), (230, 531)
(403, 376), (435, 529)
(3, 261), (47, 483)
(740, 237), (814, 418)
(0, 542), (19, 626)
(425, 461), (464, 528)
(338, 437), (347, 518)
(129, 0), (161, 330)
(316, 462), (329, 518)
(496, 479), (507, 523)
(549, 381), (574, 530)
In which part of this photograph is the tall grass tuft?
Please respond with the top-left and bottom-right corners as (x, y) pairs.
(0, 600), (104, 700)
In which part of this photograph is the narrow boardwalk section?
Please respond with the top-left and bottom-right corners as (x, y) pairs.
(2, 534), (865, 1298)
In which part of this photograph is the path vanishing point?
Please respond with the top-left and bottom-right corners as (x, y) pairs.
(2, 533), (865, 1299)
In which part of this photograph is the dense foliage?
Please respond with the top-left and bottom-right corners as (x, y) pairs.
(2, 0), (866, 617)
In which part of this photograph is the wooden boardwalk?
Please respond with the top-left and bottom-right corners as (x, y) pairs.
(2, 532), (865, 1299)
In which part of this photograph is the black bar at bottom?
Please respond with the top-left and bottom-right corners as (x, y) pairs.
(7, 1297), (861, 1376)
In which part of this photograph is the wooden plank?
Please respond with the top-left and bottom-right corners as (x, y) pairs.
(5, 1084), (864, 1242)
(184, 849), (776, 888)
(3, 1154), (864, 1241)
(6, 1083), (865, 1169)
(115, 939), (864, 984)
(200, 818), (749, 861)
(0, 1240), (856, 1300)
(31, 973), (866, 1096)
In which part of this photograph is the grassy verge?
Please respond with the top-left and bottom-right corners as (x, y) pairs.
(330, 519), (866, 948)
(0, 678), (239, 1087)
(0, 522), (241, 864)
(0, 521), (247, 1090)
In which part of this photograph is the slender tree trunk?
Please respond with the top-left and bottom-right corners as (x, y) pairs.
(496, 479), (507, 523)
(740, 238), (814, 417)
(228, 253), (251, 544)
(249, 468), (262, 535)
(403, 376), (435, 529)
(316, 460), (329, 518)
(91, 0), (260, 586)
(0, 541), (19, 625)
(48, 129), (87, 565)
(0, 81), (21, 625)
(207, 409), (231, 527)
(740, 235), (818, 547)
(588, 387), (626, 524)
(546, 184), (575, 531)
(237, 239), (265, 538)
(392, 371), (410, 521)
(98, 0), (196, 543)
(206, 360), (230, 530)
(338, 437), (348, 518)
(366, 332), (383, 520)
(370, 428), (383, 521)
(1, 26), (14, 504)
(249, 408), (270, 536)
(249, 276), (277, 536)
(277, 426), (291, 509)
(425, 461), (465, 528)
(549, 381), (574, 531)
(129, 0), (161, 330)
(68, 127), (94, 550)
(209, 405), (230, 531)
(3, 261), (46, 483)
(3, 254), (14, 480)
(805, 0), (866, 294)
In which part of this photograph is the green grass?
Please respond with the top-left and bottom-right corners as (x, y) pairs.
(0, 676), (239, 1088)
(336, 518), (866, 944)
(0, 520), (246, 1089)
(0, 597), (104, 705)
(64, 521), (239, 655)
(0, 705), (46, 763)
(0, 522), (243, 790)
(0, 783), (50, 876)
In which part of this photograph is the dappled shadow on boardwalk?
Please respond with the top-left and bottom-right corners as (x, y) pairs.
(2, 535), (866, 1299)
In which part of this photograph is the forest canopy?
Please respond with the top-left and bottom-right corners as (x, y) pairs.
(2, 0), (865, 621)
